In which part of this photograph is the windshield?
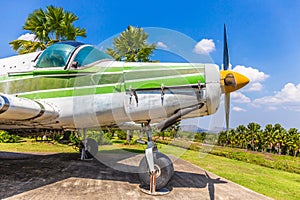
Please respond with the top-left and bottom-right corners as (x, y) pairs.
(73, 46), (112, 67)
(35, 44), (75, 68)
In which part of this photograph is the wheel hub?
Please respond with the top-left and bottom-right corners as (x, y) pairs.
(154, 164), (161, 178)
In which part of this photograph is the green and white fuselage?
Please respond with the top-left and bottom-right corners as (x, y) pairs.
(0, 42), (221, 130)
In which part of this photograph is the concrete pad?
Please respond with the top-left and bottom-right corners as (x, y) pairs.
(0, 151), (272, 200)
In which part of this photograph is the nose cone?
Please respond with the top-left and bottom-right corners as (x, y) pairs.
(220, 70), (250, 93)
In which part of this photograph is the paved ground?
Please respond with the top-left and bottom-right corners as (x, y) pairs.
(0, 151), (272, 200)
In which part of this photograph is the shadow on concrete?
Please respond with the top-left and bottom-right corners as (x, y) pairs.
(0, 151), (226, 199)
(169, 170), (227, 200)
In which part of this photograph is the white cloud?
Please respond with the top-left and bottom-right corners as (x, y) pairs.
(233, 65), (269, 92)
(232, 106), (246, 112)
(253, 82), (300, 111)
(231, 92), (251, 103)
(267, 106), (278, 111)
(233, 65), (269, 82)
(193, 39), (215, 54)
(156, 41), (168, 49)
(17, 33), (38, 42)
(246, 82), (263, 91)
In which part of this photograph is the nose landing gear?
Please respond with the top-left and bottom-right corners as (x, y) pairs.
(138, 124), (174, 195)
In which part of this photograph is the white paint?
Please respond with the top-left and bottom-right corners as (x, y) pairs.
(0, 52), (40, 75)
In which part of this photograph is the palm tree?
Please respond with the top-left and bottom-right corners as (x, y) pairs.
(264, 124), (275, 153)
(217, 131), (227, 146)
(291, 132), (300, 157)
(227, 129), (237, 148)
(9, 40), (46, 55)
(255, 125), (265, 152)
(273, 123), (286, 155)
(23, 8), (49, 43)
(45, 5), (64, 40)
(9, 5), (86, 54)
(106, 26), (156, 62)
(247, 122), (261, 151)
(46, 6), (86, 41)
(286, 128), (300, 156)
(215, 122), (300, 157)
(236, 125), (247, 149)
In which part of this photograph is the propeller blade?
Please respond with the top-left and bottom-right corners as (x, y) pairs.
(223, 24), (230, 70)
(223, 24), (231, 130)
(225, 93), (230, 130)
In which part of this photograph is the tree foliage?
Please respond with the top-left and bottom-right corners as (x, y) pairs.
(218, 122), (300, 157)
(106, 26), (156, 62)
(0, 130), (20, 143)
(9, 40), (47, 55)
(9, 5), (86, 54)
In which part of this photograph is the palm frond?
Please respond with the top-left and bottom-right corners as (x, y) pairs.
(107, 26), (156, 62)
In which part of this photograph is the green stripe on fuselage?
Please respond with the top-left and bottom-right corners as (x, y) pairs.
(0, 63), (206, 99)
(0, 73), (124, 94)
(18, 84), (122, 99)
(124, 68), (203, 81)
(126, 74), (205, 90)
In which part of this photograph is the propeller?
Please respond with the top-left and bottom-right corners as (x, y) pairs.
(223, 24), (230, 71)
(220, 24), (249, 130)
(223, 24), (231, 131)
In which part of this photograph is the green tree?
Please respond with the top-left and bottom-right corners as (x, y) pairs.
(0, 130), (20, 143)
(247, 122), (261, 151)
(286, 128), (298, 155)
(9, 40), (47, 55)
(291, 132), (300, 157)
(236, 125), (248, 149)
(273, 123), (286, 155)
(9, 5), (86, 54)
(218, 131), (229, 146)
(264, 124), (275, 153)
(216, 122), (300, 157)
(256, 129), (266, 152)
(106, 26), (156, 62)
(226, 129), (237, 148)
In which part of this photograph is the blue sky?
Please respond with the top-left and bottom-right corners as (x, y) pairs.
(1, 0), (300, 130)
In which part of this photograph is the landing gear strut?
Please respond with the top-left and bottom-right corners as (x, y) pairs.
(79, 129), (98, 160)
(138, 124), (174, 195)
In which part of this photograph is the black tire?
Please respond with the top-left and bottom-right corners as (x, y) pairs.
(138, 152), (174, 190)
(80, 138), (98, 159)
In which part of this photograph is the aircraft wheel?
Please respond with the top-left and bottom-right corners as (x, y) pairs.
(80, 138), (98, 159)
(138, 152), (174, 190)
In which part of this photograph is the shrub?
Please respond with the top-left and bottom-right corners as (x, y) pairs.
(53, 133), (64, 142)
(116, 130), (127, 140)
(87, 130), (112, 145)
(69, 132), (82, 146)
(0, 130), (20, 143)
(194, 132), (207, 142)
(104, 131), (113, 140)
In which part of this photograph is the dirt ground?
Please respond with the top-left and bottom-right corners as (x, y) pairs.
(0, 151), (272, 200)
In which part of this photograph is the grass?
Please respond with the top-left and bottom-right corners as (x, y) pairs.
(0, 138), (76, 153)
(1, 138), (299, 200)
(180, 150), (300, 200)
(210, 146), (300, 174)
(155, 138), (300, 174)
(100, 142), (300, 200)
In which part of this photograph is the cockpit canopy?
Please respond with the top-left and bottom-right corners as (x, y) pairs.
(35, 41), (112, 69)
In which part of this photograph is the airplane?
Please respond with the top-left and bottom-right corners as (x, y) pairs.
(0, 25), (249, 194)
